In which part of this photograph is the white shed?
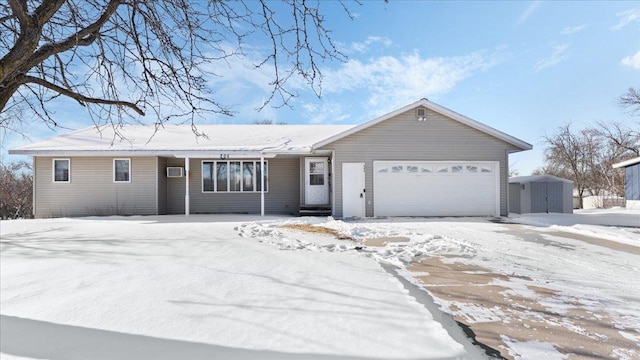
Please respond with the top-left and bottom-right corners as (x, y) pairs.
(509, 175), (573, 214)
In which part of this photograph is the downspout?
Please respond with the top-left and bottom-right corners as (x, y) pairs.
(185, 157), (190, 217)
(260, 154), (265, 216)
(155, 157), (159, 215)
(32, 157), (36, 218)
(331, 150), (336, 217)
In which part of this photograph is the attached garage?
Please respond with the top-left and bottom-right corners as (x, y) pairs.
(374, 161), (500, 217)
(509, 175), (573, 214)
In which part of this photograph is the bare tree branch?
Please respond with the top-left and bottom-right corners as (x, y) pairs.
(22, 74), (144, 115)
(1, 0), (355, 135)
(619, 86), (640, 115)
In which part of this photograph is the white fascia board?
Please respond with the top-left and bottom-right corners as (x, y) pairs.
(423, 100), (532, 151)
(8, 149), (280, 158)
(313, 98), (533, 151)
(613, 156), (640, 169)
(509, 174), (573, 184)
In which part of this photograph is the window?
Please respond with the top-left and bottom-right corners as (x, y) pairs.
(203, 160), (268, 192)
(256, 161), (268, 192)
(243, 162), (254, 191)
(203, 162), (214, 191)
(309, 161), (325, 185)
(407, 166), (418, 173)
(53, 159), (70, 182)
(216, 162), (228, 191)
(114, 159), (131, 182)
(466, 165), (478, 173)
(229, 161), (241, 191)
(451, 165), (463, 173)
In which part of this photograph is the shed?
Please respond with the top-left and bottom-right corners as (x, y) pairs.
(509, 175), (573, 214)
(613, 156), (640, 210)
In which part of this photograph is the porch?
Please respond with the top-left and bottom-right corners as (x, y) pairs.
(159, 155), (334, 217)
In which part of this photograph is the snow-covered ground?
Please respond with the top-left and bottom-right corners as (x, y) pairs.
(1, 209), (639, 359)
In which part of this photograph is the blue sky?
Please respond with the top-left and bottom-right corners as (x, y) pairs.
(2, 0), (639, 175)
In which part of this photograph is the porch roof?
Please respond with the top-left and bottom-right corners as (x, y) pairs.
(9, 124), (354, 157)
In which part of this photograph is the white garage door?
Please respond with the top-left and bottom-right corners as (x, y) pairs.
(373, 161), (500, 217)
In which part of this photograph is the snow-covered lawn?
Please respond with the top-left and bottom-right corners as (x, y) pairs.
(1, 215), (474, 360)
(1, 209), (639, 359)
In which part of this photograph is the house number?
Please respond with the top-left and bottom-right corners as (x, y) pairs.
(219, 154), (230, 160)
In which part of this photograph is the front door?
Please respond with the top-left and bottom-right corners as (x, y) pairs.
(305, 158), (329, 205)
(342, 163), (365, 217)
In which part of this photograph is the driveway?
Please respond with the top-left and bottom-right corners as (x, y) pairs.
(265, 210), (640, 359)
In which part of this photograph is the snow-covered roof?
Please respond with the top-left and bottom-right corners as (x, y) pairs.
(314, 98), (532, 152)
(612, 156), (640, 169)
(509, 174), (573, 184)
(9, 124), (354, 157)
(10, 99), (533, 157)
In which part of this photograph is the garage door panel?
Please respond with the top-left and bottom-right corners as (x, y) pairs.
(374, 161), (499, 217)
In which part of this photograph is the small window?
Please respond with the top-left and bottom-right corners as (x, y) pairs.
(114, 159), (131, 182)
(481, 166), (493, 173)
(391, 166), (403, 173)
(309, 160), (325, 185)
(436, 166), (449, 173)
(421, 166), (432, 173)
(451, 165), (463, 173)
(466, 165), (478, 173)
(407, 166), (418, 173)
(53, 159), (70, 182)
(377, 166), (389, 173)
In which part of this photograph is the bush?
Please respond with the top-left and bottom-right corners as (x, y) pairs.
(0, 161), (33, 219)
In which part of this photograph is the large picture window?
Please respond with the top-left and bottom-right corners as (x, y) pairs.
(53, 159), (70, 182)
(203, 160), (268, 192)
(114, 159), (131, 182)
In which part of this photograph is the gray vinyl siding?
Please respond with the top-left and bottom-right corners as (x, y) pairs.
(34, 156), (157, 218)
(157, 157), (168, 215)
(166, 157), (299, 214)
(166, 158), (186, 214)
(508, 183), (522, 214)
(625, 163), (640, 201)
(319, 108), (519, 217)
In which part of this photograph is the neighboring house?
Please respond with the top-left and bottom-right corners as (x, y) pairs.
(509, 175), (573, 214)
(10, 99), (532, 218)
(572, 189), (625, 210)
(613, 157), (640, 210)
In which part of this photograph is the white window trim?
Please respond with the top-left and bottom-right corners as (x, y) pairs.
(113, 158), (131, 183)
(201, 160), (268, 193)
(52, 158), (70, 183)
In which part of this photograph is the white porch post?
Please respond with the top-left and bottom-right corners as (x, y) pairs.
(260, 155), (265, 216)
(185, 157), (190, 217)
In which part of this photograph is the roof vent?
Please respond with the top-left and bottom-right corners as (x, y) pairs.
(416, 107), (427, 121)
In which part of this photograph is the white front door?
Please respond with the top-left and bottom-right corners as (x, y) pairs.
(305, 157), (329, 205)
(342, 163), (366, 218)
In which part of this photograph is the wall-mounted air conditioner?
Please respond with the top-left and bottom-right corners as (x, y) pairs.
(166, 167), (184, 177)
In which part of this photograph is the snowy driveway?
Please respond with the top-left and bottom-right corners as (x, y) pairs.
(1, 210), (639, 360)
